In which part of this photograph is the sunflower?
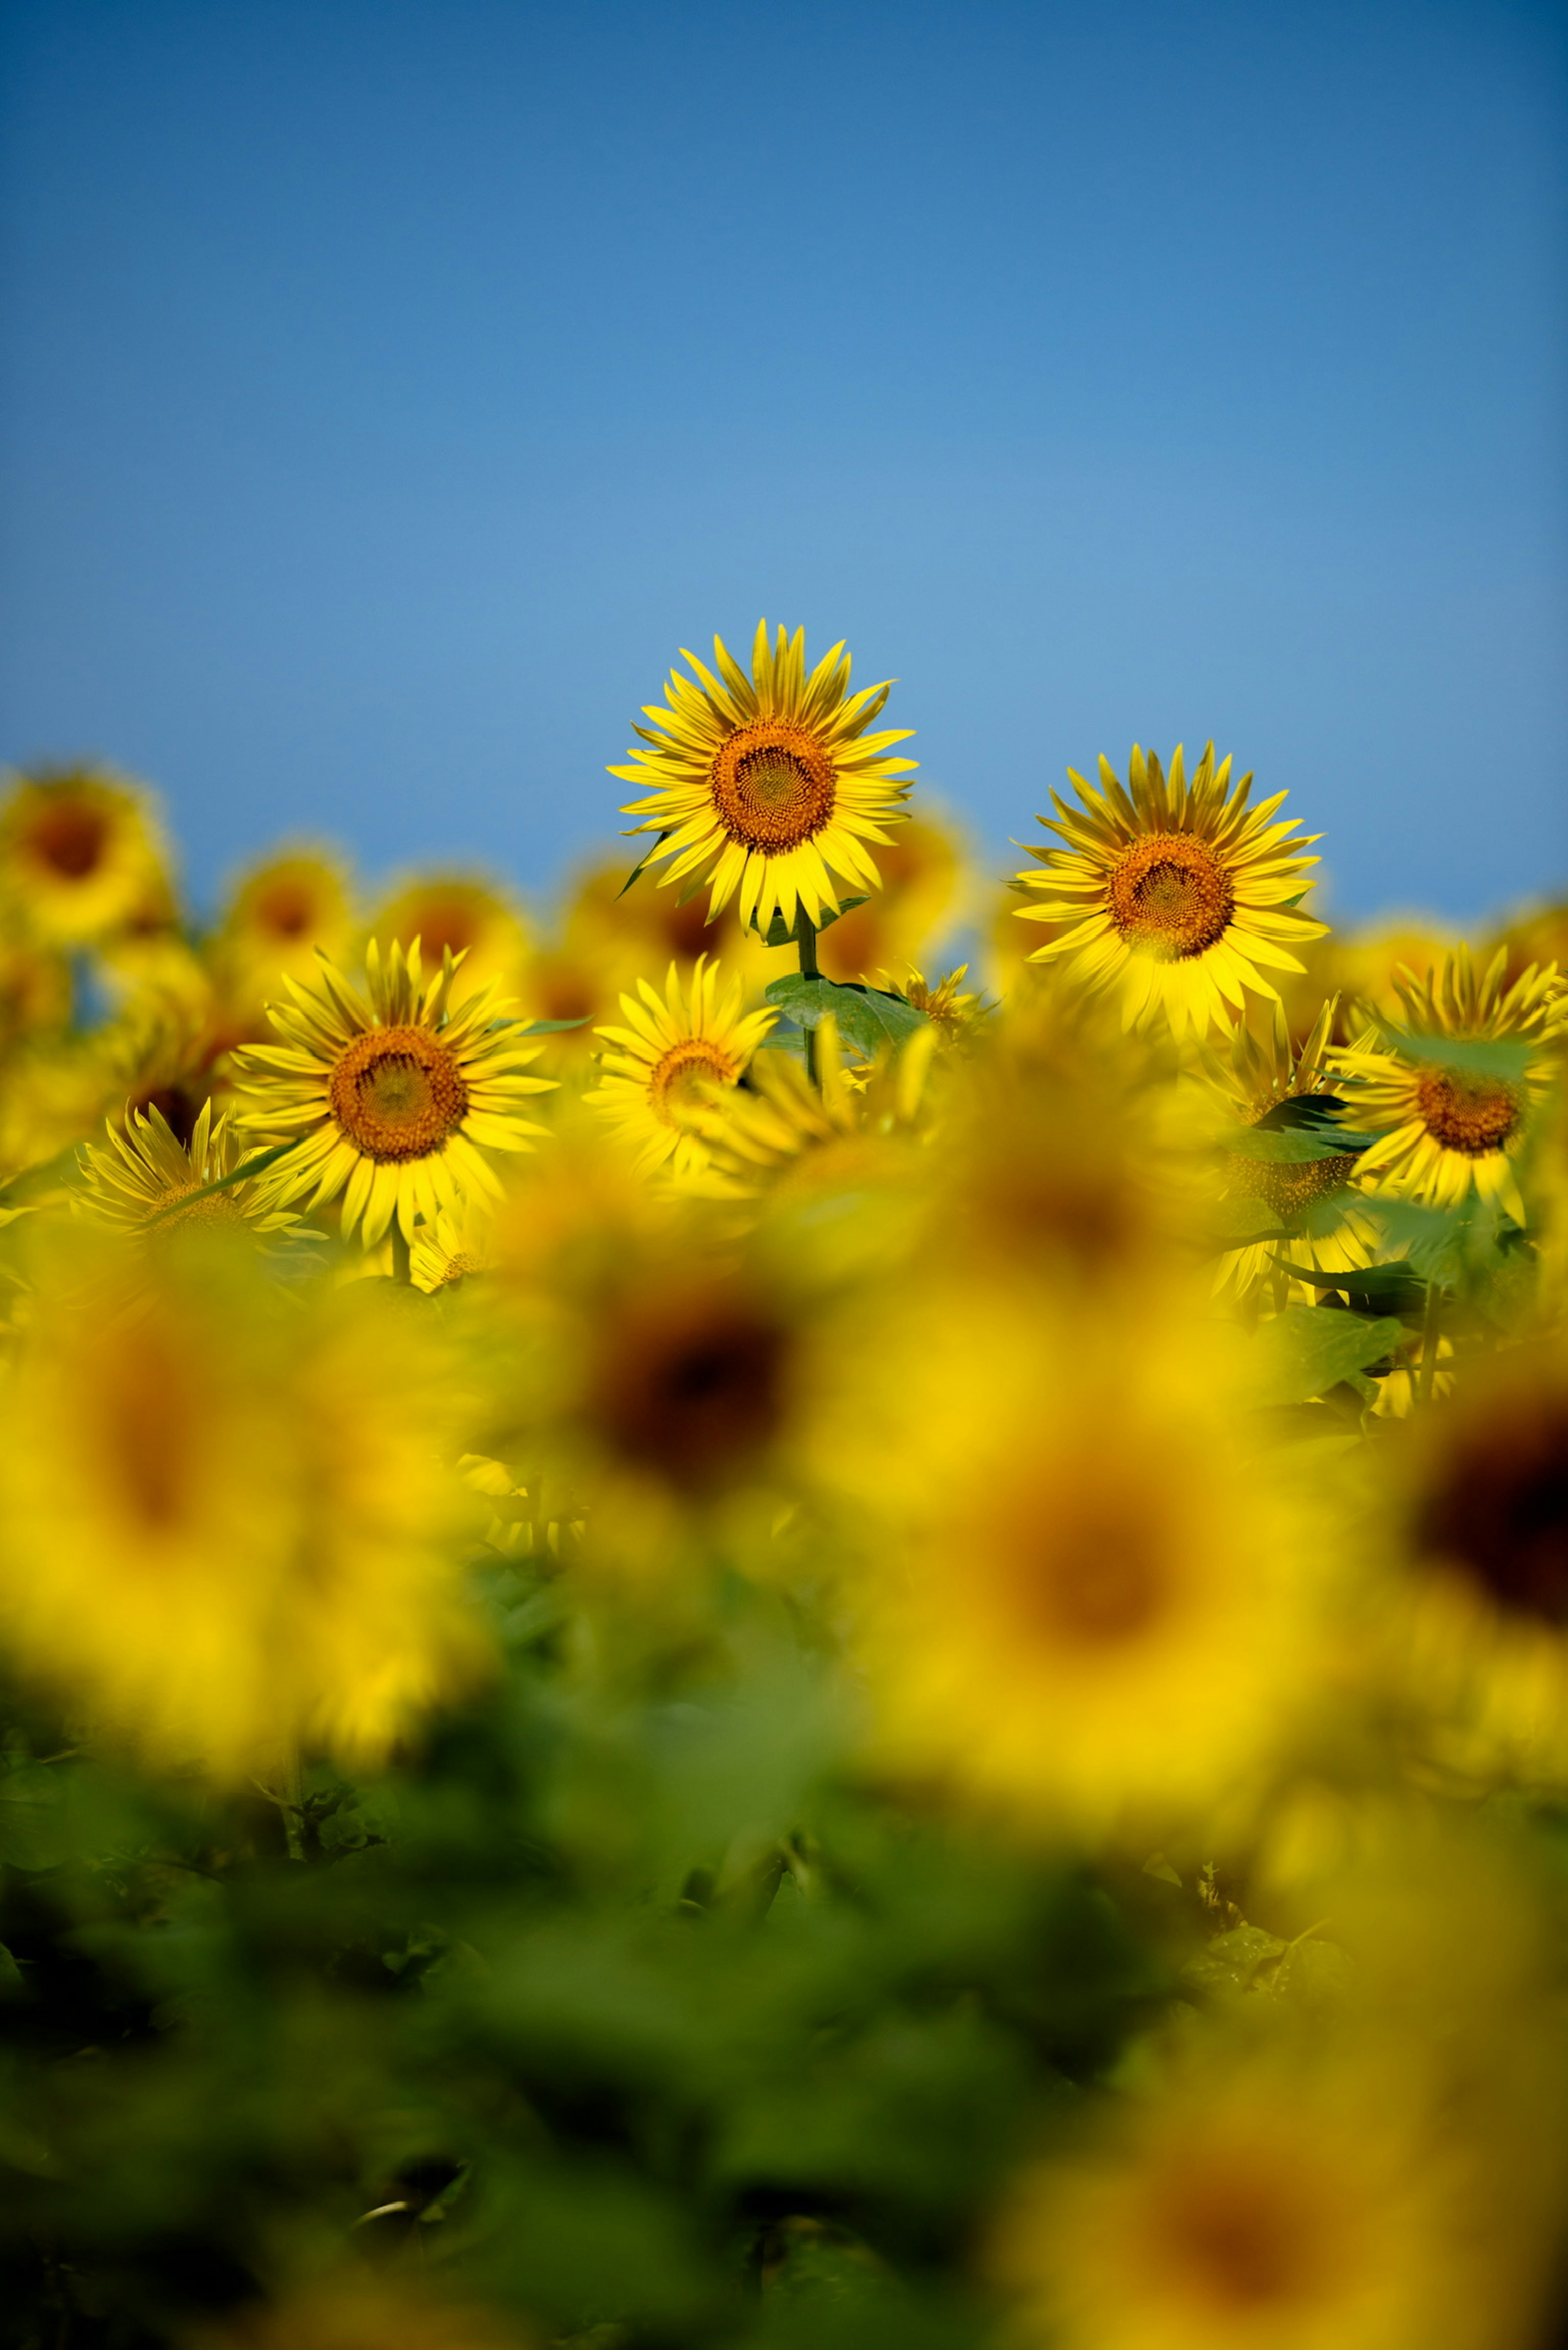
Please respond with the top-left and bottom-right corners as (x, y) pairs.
(1338, 947), (1564, 1223)
(1014, 743), (1326, 1038)
(989, 2026), (1546, 2350)
(214, 846), (355, 1011)
(1194, 996), (1381, 1300)
(825, 1282), (1321, 1835)
(369, 872), (530, 997)
(1381, 1336), (1568, 1782)
(0, 766), (169, 947)
(229, 939), (555, 1246)
(199, 2278), (529, 2350)
(612, 619), (916, 935)
(0, 1238), (489, 1775)
(584, 957), (776, 1183)
(77, 1098), (302, 1242)
(410, 1200), (494, 1292)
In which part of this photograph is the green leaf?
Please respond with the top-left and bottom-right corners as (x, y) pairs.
(1383, 1031), (1536, 1081)
(764, 976), (929, 1058)
(0, 1943), (24, 1998)
(1273, 1259), (1428, 1318)
(516, 1017), (591, 1035)
(1251, 1308), (1406, 1406)
(0, 1764), (70, 1872)
(751, 898), (867, 948)
(1219, 1123), (1376, 1164)
(1205, 1198), (1295, 1248)
(614, 834), (670, 900)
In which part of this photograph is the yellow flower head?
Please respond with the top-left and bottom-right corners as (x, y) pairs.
(0, 766), (169, 947)
(369, 871), (531, 997)
(612, 619), (916, 936)
(1014, 744), (1326, 1038)
(1194, 996), (1379, 1301)
(989, 2023), (1547, 2350)
(830, 1285), (1322, 1837)
(585, 956), (776, 1183)
(1379, 1334), (1568, 1782)
(77, 1098), (301, 1243)
(214, 846), (355, 1010)
(229, 939), (556, 1245)
(0, 1238), (490, 1775)
(1339, 945), (1564, 1223)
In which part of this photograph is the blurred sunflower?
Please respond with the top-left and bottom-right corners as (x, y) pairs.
(214, 846), (355, 1008)
(585, 956), (775, 1183)
(1339, 946), (1564, 1222)
(410, 1198), (494, 1292)
(0, 1240), (489, 1774)
(829, 1286), (1320, 1835)
(0, 766), (169, 947)
(77, 1098), (301, 1242)
(230, 940), (555, 1246)
(613, 619), (916, 935)
(368, 872), (530, 996)
(1384, 1336), (1568, 1781)
(990, 2027), (1545, 2350)
(814, 811), (967, 980)
(1015, 743), (1326, 1038)
(200, 2275), (531, 2350)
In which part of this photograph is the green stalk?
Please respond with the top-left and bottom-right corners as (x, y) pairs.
(1417, 1281), (1441, 1405)
(282, 1745), (305, 1863)
(390, 1224), (413, 1285)
(796, 913), (821, 1085)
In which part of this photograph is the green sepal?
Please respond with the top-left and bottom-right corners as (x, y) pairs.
(763, 974), (929, 1058)
(750, 897), (867, 947)
(614, 833), (671, 900)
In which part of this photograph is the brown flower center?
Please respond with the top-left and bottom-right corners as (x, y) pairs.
(648, 1038), (739, 1130)
(594, 1291), (787, 1491)
(1416, 1066), (1521, 1156)
(1153, 2163), (1336, 2312)
(1000, 1489), (1170, 1650)
(1418, 1395), (1568, 1623)
(710, 721), (837, 855)
(1107, 834), (1235, 961)
(28, 798), (109, 880)
(254, 879), (318, 938)
(329, 1024), (469, 1162)
(1225, 1147), (1359, 1223)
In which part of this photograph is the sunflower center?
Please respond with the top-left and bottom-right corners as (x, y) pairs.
(329, 1024), (469, 1163)
(1005, 1492), (1170, 1650)
(29, 800), (108, 880)
(710, 721), (837, 855)
(151, 1181), (247, 1237)
(1154, 2164), (1332, 2312)
(1107, 834), (1235, 961)
(255, 880), (317, 938)
(1225, 1142), (1359, 1222)
(1418, 1399), (1568, 1623)
(1416, 1066), (1520, 1156)
(596, 1295), (787, 1491)
(648, 1038), (739, 1130)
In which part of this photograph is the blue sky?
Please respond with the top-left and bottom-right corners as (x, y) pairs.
(0, 0), (1564, 929)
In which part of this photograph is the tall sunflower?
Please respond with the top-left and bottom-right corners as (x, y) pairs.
(612, 620), (917, 936)
(585, 956), (776, 1183)
(229, 939), (555, 1245)
(1014, 743), (1326, 1038)
(77, 1098), (301, 1242)
(1339, 947), (1564, 1223)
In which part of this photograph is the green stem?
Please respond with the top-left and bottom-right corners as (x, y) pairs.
(1417, 1281), (1441, 1405)
(282, 1745), (305, 1863)
(795, 914), (821, 1085)
(390, 1224), (413, 1285)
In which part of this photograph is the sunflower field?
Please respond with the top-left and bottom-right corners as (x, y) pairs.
(0, 621), (1566, 2350)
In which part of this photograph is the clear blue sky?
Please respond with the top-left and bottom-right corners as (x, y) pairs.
(1, 0), (1564, 927)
